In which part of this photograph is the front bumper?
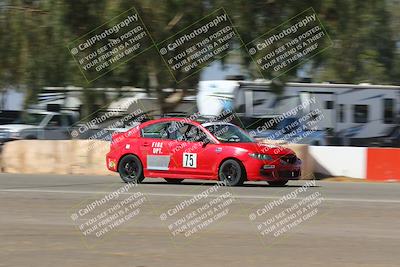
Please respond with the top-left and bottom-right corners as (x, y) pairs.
(260, 168), (301, 180)
(244, 155), (302, 181)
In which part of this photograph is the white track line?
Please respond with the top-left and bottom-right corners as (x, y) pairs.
(0, 188), (400, 203)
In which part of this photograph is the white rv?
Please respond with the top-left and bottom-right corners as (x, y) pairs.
(197, 80), (400, 144)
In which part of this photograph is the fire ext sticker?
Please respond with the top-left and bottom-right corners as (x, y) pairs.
(152, 142), (163, 154)
(183, 153), (197, 168)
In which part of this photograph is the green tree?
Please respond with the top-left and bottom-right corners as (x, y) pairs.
(0, 0), (398, 113)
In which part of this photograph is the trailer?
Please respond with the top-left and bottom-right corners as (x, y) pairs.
(197, 80), (400, 145)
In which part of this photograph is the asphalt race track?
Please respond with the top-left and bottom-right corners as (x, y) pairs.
(0, 174), (399, 267)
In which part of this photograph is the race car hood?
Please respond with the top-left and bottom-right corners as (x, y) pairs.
(224, 142), (295, 155)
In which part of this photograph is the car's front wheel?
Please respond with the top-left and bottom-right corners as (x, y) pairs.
(218, 159), (246, 186)
(118, 154), (144, 183)
(267, 180), (288, 186)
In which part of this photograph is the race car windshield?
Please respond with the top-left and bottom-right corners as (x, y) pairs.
(205, 124), (255, 143)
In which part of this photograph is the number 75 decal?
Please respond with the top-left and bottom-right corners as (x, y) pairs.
(183, 153), (197, 168)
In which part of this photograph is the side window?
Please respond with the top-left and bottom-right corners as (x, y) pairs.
(48, 115), (62, 127)
(383, 98), (394, 124)
(206, 124), (231, 140)
(353, 105), (369, 123)
(66, 115), (75, 125)
(234, 88), (245, 113)
(325, 101), (334, 109)
(186, 125), (207, 142)
(175, 123), (191, 141)
(60, 114), (73, 126)
(252, 91), (269, 115)
(337, 104), (345, 123)
(141, 123), (169, 139)
(173, 123), (207, 142)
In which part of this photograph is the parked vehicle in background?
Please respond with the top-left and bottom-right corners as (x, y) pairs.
(0, 110), (78, 143)
(197, 80), (400, 147)
(91, 112), (151, 141)
(243, 116), (327, 146)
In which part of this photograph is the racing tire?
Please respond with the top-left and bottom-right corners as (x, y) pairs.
(164, 178), (184, 184)
(267, 180), (288, 186)
(218, 159), (246, 186)
(118, 154), (145, 184)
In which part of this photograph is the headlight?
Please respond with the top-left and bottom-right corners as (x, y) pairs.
(249, 153), (273, 160)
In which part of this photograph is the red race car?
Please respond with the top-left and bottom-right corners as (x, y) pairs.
(106, 118), (301, 186)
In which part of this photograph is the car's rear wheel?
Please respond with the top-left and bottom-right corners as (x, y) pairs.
(164, 178), (184, 184)
(118, 154), (144, 183)
(218, 159), (246, 186)
(267, 180), (288, 186)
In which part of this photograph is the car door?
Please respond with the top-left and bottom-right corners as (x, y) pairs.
(168, 123), (218, 177)
(139, 122), (173, 172)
